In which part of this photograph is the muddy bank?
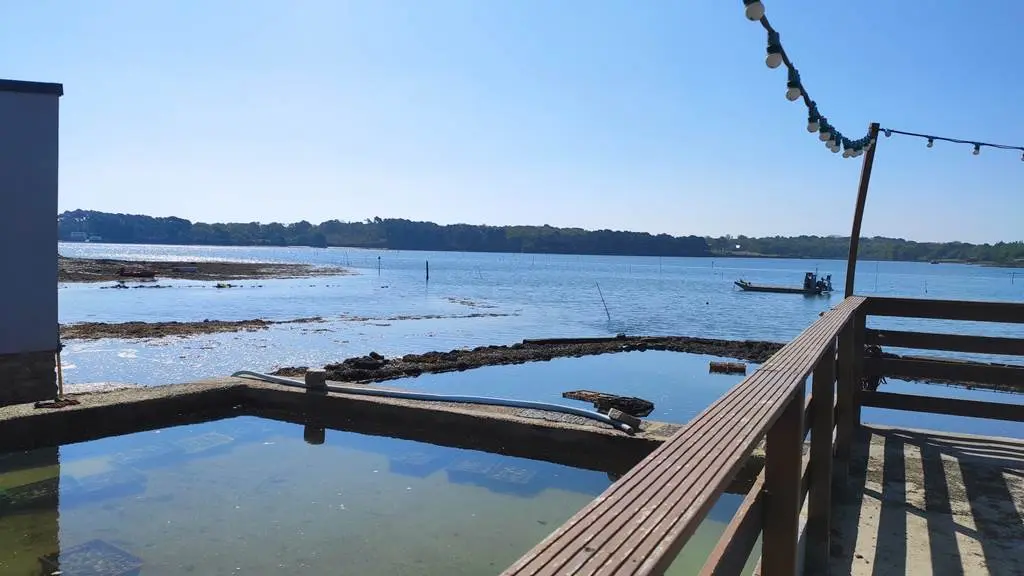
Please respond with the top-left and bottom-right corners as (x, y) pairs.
(272, 336), (784, 383)
(58, 255), (351, 283)
(59, 312), (515, 340)
(61, 317), (324, 340)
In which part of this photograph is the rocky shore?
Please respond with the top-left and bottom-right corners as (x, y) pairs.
(58, 255), (350, 283)
(59, 317), (326, 340)
(272, 336), (785, 383)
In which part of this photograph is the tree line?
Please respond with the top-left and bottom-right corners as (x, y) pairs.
(57, 210), (710, 257)
(58, 210), (1023, 264)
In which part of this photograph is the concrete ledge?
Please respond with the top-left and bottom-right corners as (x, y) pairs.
(0, 378), (767, 493)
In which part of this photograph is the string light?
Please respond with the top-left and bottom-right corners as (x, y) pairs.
(741, 2), (872, 159)
(765, 31), (783, 69)
(743, 0), (765, 21)
(880, 127), (1024, 160)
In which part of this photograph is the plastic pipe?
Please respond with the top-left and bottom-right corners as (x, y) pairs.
(231, 370), (634, 433)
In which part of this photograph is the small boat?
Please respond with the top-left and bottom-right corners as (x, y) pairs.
(735, 272), (833, 295)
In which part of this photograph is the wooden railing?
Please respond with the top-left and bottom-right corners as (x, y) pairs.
(504, 295), (1023, 576)
(503, 296), (868, 576)
(861, 296), (1024, 423)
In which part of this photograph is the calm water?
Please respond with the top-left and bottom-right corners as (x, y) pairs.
(58, 243), (1024, 387)
(0, 416), (745, 575)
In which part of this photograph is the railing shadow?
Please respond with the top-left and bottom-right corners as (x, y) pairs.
(833, 426), (1024, 575)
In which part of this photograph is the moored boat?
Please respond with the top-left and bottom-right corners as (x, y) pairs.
(734, 272), (833, 295)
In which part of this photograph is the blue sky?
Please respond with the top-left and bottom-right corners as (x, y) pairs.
(3, 1), (1021, 243)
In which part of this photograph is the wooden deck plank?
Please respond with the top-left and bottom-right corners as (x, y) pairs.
(503, 296), (865, 576)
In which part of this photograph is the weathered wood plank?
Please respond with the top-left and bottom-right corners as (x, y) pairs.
(835, 322), (857, 462)
(806, 344), (836, 574)
(502, 296), (865, 576)
(864, 296), (1024, 324)
(699, 475), (764, 576)
(861, 391), (1024, 422)
(865, 357), (1024, 388)
(763, 386), (806, 576)
(865, 329), (1024, 356)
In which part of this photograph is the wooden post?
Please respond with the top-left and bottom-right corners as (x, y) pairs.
(835, 322), (856, 464)
(425, 260), (430, 282)
(845, 122), (881, 298)
(851, 310), (866, 427)
(806, 342), (837, 574)
(305, 368), (327, 394)
(762, 383), (806, 576)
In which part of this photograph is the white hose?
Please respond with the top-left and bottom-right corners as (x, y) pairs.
(231, 370), (635, 433)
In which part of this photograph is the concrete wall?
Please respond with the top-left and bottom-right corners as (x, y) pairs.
(0, 79), (63, 405)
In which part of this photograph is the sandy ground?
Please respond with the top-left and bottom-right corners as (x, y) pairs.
(830, 425), (1024, 575)
(58, 255), (350, 283)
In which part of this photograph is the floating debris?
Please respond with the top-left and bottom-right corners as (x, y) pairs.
(561, 390), (655, 418)
(709, 361), (747, 375)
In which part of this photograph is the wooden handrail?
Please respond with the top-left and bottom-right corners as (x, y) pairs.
(503, 296), (866, 576)
(865, 329), (1024, 356)
(864, 296), (1024, 323)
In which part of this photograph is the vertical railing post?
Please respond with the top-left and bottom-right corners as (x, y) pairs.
(806, 341), (837, 574)
(835, 320), (856, 464)
(762, 382), (806, 576)
(851, 310), (866, 427)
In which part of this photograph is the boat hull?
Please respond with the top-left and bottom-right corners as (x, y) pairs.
(734, 281), (827, 295)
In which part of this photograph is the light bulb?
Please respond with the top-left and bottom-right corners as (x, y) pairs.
(819, 130), (830, 142)
(785, 86), (801, 101)
(766, 52), (783, 69)
(744, 0), (765, 21)
(884, 129), (892, 137)
(807, 120), (819, 133)
(831, 144), (841, 153)
(973, 144), (981, 155)
(827, 135), (837, 147)
(843, 149), (853, 158)
(926, 138), (934, 148)
(1021, 151), (1024, 162)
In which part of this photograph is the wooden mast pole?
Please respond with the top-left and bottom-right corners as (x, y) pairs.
(845, 122), (881, 297)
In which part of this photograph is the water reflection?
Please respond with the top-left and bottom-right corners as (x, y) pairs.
(0, 416), (745, 575)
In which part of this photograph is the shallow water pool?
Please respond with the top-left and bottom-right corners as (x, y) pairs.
(0, 416), (746, 575)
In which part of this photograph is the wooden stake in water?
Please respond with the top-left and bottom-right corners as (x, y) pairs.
(377, 256), (381, 276)
(55, 349), (65, 398)
(595, 282), (611, 322)
(425, 260), (430, 283)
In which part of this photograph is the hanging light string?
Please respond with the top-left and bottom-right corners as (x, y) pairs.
(742, 0), (874, 158)
(880, 127), (1024, 161)
(743, 1), (1024, 162)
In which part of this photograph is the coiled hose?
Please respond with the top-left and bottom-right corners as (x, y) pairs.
(230, 370), (635, 433)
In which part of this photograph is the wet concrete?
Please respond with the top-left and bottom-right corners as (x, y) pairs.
(0, 377), (767, 493)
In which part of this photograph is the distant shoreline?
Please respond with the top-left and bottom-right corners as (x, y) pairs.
(58, 241), (1024, 269)
(57, 209), (1024, 267)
